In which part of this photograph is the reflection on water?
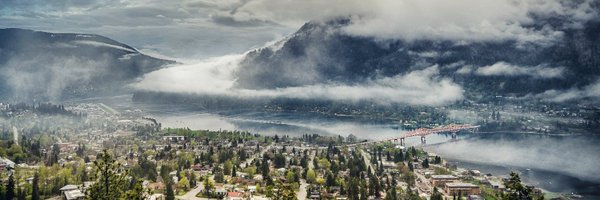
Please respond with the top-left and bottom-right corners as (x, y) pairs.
(80, 95), (600, 199)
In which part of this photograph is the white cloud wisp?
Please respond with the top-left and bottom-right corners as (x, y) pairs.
(134, 56), (464, 106)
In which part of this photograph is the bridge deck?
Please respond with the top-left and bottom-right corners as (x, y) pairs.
(346, 124), (479, 147)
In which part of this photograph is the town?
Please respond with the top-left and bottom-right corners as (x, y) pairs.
(0, 102), (545, 200)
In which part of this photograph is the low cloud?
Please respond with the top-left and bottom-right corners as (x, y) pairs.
(2, 55), (109, 102)
(1, 0), (598, 59)
(469, 62), (565, 79)
(429, 135), (600, 183)
(225, 0), (597, 43)
(134, 55), (463, 106)
(529, 79), (600, 102)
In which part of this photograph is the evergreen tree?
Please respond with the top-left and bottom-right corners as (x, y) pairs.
(223, 160), (232, 176)
(203, 176), (215, 196)
(17, 187), (25, 200)
(384, 187), (397, 200)
(165, 181), (175, 200)
(32, 172), (40, 200)
(232, 165), (237, 177)
(213, 165), (224, 183)
(359, 179), (368, 200)
(431, 187), (443, 200)
(86, 150), (128, 200)
(121, 179), (146, 200)
(261, 156), (270, 177)
(505, 171), (534, 200)
(326, 172), (336, 187)
(6, 173), (14, 200)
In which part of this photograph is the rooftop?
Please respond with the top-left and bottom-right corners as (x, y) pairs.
(60, 185), (79, 191)
(446, 182), (479, 188)
(431, 175), (457, 179)
(64, 189), (85, 200)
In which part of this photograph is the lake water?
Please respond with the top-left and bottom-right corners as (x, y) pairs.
(90, 95), (600, 199)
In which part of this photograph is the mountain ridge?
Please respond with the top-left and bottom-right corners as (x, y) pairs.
(0, 28), (175, 102)
(234, 17), (600, 100)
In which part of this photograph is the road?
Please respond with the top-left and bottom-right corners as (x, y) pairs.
(298, 179), (308, 200)
(414, 170), (432, 197)
(177, 185), (205, 200)
(359, 149), (377, 178)
(177, 174), (216, 200)
(298, 147), (316, 200)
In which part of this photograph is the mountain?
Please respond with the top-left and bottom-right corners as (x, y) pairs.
(0, 28), (174, 101)
(235, 17), (600, 100)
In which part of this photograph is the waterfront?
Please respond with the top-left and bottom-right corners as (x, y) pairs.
(88, 95), (600, 199)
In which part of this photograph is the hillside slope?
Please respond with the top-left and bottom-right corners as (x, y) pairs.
(0, 28), (174, 101)
(235, 17), (600, 100)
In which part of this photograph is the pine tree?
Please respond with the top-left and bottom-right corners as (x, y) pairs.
(384, 187), (397, 200)
(505, 171), (534, 200)
(422, 158), (429, 168)
(122, 179), (146, 200)
(32, 172), (40, 200)
(431, 187), (443, 200)
(165, 180), (175, 200)
(359, 179), (368, 200)
(86, 150), (128, 200)
(17, 187), (25, 200)
(6, 173), (14, 200)
(203, 176), (215, 196)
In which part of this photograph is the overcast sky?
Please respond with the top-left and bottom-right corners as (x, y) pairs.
(0, 0), (297, 59)
(1, 0), (598, 104)
(2, 0), (597, 60)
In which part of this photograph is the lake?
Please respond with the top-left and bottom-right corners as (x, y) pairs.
(92, 95), (600, 199)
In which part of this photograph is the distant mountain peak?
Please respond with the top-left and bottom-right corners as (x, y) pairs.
(235, 17), (600, 100)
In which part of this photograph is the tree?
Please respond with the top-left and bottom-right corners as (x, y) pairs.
(213, 165), (224, 183)
(347, 134), (357, 143)
(422, 158), (429, 168)
(326, 172), (336, 187)
(245, 166), (256, 178)
(32, 172), (40, 200)
(223, 160), (233, 176)
(86, 150), (128, 200)
(17, 187), (25, 200)
(165, 181), (175, 200)
(385, 187), (398, 200)
(273, 153), (286, 168)
(431, 187), (443, 200)
(286, 171), (296, 183)
(504, 171), (534, 200)
(232, 165), (237, 177)
(47, 144), (60, 166)
(318, 158), (331, 170)
(121, 179), (147, 200)
(203, 176), (215, 196)
(6, 173), (15, 200)
(306, 169), (316, 183)
(261, 156), (270, 177)
(359, 179), (368, 200)
(267, 180), (297, 200)
(178, 177), (190, 191)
